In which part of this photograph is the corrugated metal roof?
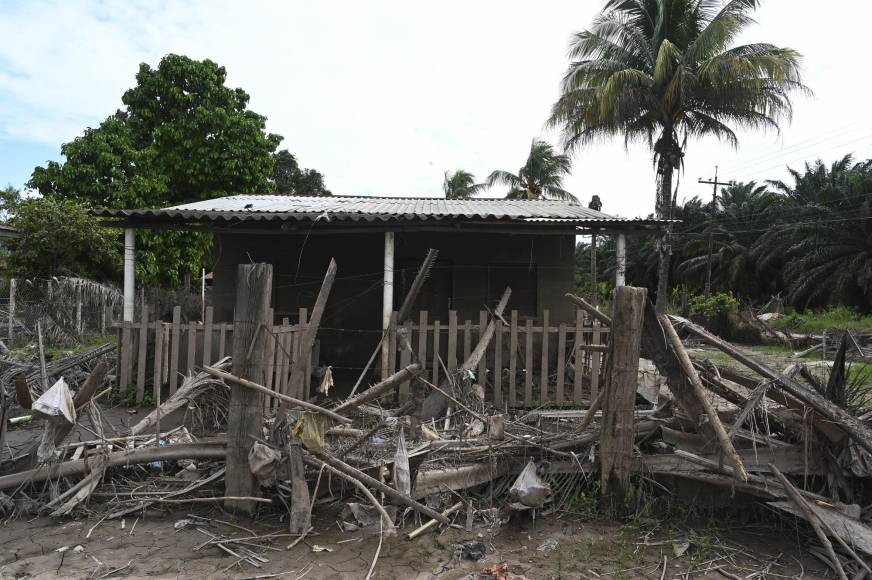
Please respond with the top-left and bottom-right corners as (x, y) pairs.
(96, 194), (659, 226)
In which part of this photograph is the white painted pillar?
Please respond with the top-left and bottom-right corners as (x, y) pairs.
(382, 232), (395, 330)
(615, 233), (627, 287)
(123, 228), (135, 322)
(380, 231), (395, 378)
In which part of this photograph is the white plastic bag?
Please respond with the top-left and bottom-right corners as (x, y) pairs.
(393, 427), (411, 497)
(32, 378), (76, 424)
(509, 460), (551, 508)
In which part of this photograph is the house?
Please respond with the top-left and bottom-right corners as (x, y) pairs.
(101, 195), (663, 397)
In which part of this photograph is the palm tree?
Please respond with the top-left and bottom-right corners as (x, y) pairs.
(754, 157), (872, 310)
(486, 140), (578, 201)
(679, 181), (783, 299)
(548, 0), (806, 311)
(443, 170), (485, 199)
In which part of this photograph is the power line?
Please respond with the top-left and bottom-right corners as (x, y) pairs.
(731, 133), (872, 181)
(720, 121), (872, 174)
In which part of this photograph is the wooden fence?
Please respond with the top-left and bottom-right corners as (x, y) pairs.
(385, 308), (609, 407)
(118, 305), (607, 408)
(116, 305), (312, 406)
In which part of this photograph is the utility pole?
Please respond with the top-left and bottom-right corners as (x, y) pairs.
(698, 168), (734, 300)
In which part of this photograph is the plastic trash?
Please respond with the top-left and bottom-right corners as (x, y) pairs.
(32, 378), (75, 424)
(509, 460), (551, 508)
(248, 441), (281, 485)
(393, 427), (411, 496)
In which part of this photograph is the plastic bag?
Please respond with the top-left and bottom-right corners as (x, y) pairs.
(32, 378), (76, 424)
(509, 460), (551, 508)
(248, 441), (281, 485)
(291, 411), (330, 452)
(393, 427), (411, 497)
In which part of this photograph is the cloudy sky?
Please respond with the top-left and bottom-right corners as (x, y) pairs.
(1, 0), (870, 218)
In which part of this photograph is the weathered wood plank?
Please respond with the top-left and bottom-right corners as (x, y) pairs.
(591, 321), (602, 400)
(447, 311), (458, 373)
(418, 310), (428, 374)
(120, 322), (132, 391)
(226, 263), (272, 515)
(556, 323), (566, 403)
(509, 310), (518, 406)
(524, 319), (533, 404)
(478, 310), (487, 386)
(263, 308), (276, 412)
(432, 320), (441, 386)
(399, 319), (413, 402)
(463, 320), (472, 363)
(218, 323), (227, 360)
(600, 286), (646, 506)
(152, 321), (163, 400)
(573, 309), (583, 403)
(186, 321), (196, 376)
(202, 306), (213, 367)
(540, 309), (550, 404)
(136, 304), (149, 403)
(169, 306), (181, 395)
(494, 320), (503, 407)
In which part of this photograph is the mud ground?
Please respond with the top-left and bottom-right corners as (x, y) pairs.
(0, 500), (830, 580)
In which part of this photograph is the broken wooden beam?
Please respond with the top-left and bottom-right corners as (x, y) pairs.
(564, 292), (611, 326)
(305, 452), (451, 525)
(659, 314), (748, 482)
(203, 366), (351, 424)
(0, 442), (226, 491)
(334, 363), (422, 412)
(674, 316), (872, 455)
(226, 262), (273, 515)
(600, 286), (646, 506)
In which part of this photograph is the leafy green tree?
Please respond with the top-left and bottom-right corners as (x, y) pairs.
(548, 0), (806, 311)
(272, 150), (331, 196)
(28, 54), (283, 287)
(486, 140), (577, 201)
(6, 197), (120, 280)
(443, 170), (485, 199)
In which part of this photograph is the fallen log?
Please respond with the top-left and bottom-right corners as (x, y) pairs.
(673, 316), (872, 455)
(659, 315), (748, 482)
(0, 441), (226, 491)
(407, 502), (463, 540)
(203, 366), (351, 424)
(564, 293), (611, 326)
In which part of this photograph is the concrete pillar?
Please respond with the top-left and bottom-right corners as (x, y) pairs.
(616, 233), (627, 287)
(381, 231), (395, 378)
(382, 232), (395, 330)
(123, 228), (135, 322)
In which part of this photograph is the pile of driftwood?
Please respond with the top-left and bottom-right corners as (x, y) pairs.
(2, 255), (872, 579)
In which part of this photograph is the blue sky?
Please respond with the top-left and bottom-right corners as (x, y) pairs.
(2, 0), (872, 216)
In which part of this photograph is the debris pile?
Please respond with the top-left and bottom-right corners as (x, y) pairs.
(2, 257), (872, 578)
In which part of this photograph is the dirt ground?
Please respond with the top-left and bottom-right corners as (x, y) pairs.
(0, 500), (831, 580)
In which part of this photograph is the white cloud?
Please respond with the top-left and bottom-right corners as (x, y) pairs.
(1, 0), (871, 218)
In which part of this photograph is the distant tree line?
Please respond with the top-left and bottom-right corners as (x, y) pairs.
(577, 155), (872, 313)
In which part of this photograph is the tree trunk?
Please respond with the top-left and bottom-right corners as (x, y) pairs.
(655, 168), (673, 314)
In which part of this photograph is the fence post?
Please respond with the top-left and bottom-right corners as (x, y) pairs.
(7, 278), (14, 342)
(226, 263), (273, 515)
(600, 286), (646, 512)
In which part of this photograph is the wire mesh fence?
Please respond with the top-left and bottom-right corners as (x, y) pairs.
(2, 276), (205, 347)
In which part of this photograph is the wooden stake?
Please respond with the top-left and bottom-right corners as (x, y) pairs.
(225, 263), (273, 515)
(600, 286), (646, 508)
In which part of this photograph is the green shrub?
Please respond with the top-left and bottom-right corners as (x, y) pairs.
(688, 293), (739, 319)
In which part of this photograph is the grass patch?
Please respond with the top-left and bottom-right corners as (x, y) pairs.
(10, 332), (114, 360)
(772, 307), (872, 335)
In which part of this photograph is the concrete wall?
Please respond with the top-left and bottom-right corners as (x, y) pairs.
(211, 228), (575, 372)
